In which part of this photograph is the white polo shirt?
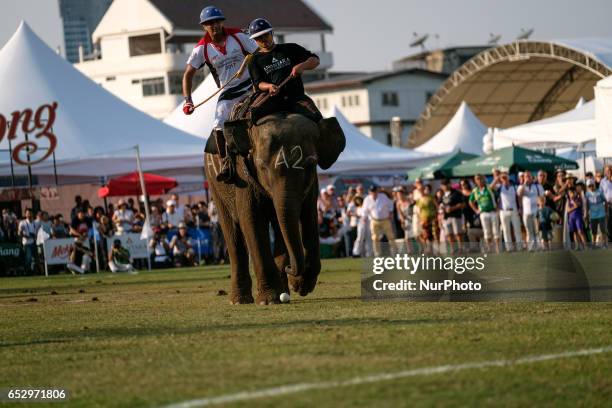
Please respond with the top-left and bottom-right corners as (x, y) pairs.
(362, 193), (394, 220)
(518, 183), (544, 215)
(498, 184), (518, 211)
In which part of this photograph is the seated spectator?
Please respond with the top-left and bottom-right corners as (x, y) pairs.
(163, 200), (183, 232)
(149, 233), (172, 269)
(112, 199), (134, 234)
(67, 234), (93, 275)
(170, 223), (195, 267)
(108, 239), (137, 273)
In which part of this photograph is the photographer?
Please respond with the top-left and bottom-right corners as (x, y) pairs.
(149, 233), (172, 269)
(108, 239), (137, 273)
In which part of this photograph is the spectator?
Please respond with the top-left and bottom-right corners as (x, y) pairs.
(112, 199), (134, 234)
(551, 169), (568, 225)
(362, 186), (397, 257)
(396, 187), (415, 252)
(70, 195), (83, 221)
(67, 234), (93, 275)
(415, 184), (437, 254)
(518, 172), (545, 251)
(170, 194), (185, 221)
(494, 172), (522, 251)
(567, 188), (586, 250)
(536, 196), (555, 251)
(170, 223), (195, 267)
(194, 202), (211, 229)
(51, 214), (68, 238)
(208, 199), (225, 263)
(600, 165), (612, 243)
(18, 208), (38, 273)
(2, 208), (18, 242)
(460, 178), (483, 251)
(70, 209), (91, 238)
(352, 196), (372, 257)
(162, 200), (183, 232)
(586, 179), (608, 248)
(440, 180), (465, 254)
(108, 239), (137, 273)
(149, 233), (172, 269)
(469, 174), (500, 253)
(149, 205), (163, 231)
(355, 184), (365, 198)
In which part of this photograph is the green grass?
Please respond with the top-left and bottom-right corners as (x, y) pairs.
(1, 259), (611, 407)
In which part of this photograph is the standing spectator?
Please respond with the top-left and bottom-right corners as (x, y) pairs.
(567, 188), (587, 250)
(51, 214), (68, 238)
(416, 185), (438, 254)
(194, 202), (211, 229)
(2, 208), (18, 242)
(18, 208), (38, 274)
(469, 174), (500, 253)
(209, 199), (225, 263)
(600, 165), (612, 243)
(67, 234), (93, 275)
(170, 223), (196, 267)
(440, 180), (465, 254)
(586, 179), (608, 248)
(149, 205), (163, 231)
(70, 195), (83, 221)
(108, 239), (137, 273)
(494, 172), (522, 251)
(355, 184), (365, 198)
(162, 200), (183, 232)
(352, 196), (372, 257)
(112, 199), (134, 234)
(461, 179), (483, 251)
(170, 194), (185, 221)
(70, 209), (91, 238)
(536, 196), (555, 251)
(412, 178), (424, 240)
(346, 195), (359, 253)
(362, 186), (397, 257)
(396, 187), (415, 252)
(518, 172), (545, 251)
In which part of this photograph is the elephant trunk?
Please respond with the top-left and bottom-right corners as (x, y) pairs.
(274, 196), (305, 278)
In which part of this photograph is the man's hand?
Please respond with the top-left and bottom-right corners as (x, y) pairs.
(291, 64), (305, 77)
(183, 96), (194, 115)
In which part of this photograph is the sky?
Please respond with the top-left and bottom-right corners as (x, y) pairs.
(1, 0), (612, 71)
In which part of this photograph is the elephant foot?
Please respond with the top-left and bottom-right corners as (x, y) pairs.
(288, 274), (317, 296)
(255, 289), (281, 305)
(229, 292), (254, 305)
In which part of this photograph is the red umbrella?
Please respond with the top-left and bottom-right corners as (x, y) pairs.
(98, 172), (178, 198)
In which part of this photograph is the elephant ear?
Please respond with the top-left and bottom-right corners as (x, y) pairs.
(224, 119), (251, 156)
(316, 117), (346, 170)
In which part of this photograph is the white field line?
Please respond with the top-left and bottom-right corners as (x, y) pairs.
(163, 346), (612, 408)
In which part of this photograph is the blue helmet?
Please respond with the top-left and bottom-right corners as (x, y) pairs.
(248, 18), (274, 39)
(199, 6), (225, 24)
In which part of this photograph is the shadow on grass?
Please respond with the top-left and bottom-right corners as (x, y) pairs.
(2, 316), (473, 348)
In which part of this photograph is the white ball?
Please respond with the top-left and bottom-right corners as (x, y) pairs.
(279, 292), (290, 303)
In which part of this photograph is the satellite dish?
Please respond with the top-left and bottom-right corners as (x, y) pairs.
(410, 32), (429, 49)
(517, 28), (534, 40)
(488, 33), (501, 45)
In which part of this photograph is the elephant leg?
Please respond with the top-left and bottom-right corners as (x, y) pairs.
(237, 194), (283, 305)
(208, 181), (253, 304)
(296, 185), (321, 295)
(271, 215), (290, 294)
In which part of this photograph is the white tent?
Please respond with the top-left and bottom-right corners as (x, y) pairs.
(493, 100), (597, 150)
(0, 22), (205, 180)
(595, 75), (612, 158)
(414, 101), (486, 155)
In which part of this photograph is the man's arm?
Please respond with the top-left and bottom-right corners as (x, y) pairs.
(182, 65), (197, 114)
(291, 56), (320, 77)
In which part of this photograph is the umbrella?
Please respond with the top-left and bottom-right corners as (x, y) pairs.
(446, 146), (578, 177)
(98, 172), (178, 197)
(406, 150), (479, 180)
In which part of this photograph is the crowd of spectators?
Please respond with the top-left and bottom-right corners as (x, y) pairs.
(0, 193), (227, 275)
(317, 165), (612, 257)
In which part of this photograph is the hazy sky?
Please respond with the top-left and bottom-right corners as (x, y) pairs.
(2, 0), (612, 71)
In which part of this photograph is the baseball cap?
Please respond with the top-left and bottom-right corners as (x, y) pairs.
(178, 222), (187, 229)
(586, 179), (595, 187)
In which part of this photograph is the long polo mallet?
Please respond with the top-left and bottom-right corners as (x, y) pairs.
(193, 54), (254, 110)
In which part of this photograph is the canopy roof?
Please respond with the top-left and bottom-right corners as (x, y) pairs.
(98, 172), (177, 197)
(408, 39), (612, 149)
(414, 101), (486, 155)
(447, 145), (578, 177)
(406, 150), (479, 181)
(0, 22), (204, 178)
(494, 100), (596, 149)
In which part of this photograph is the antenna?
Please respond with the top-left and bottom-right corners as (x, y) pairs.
(516, 28), (534, 40)
(488, 33), (501, 45)
(410, 32), (429, 50)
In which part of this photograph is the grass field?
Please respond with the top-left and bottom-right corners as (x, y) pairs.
(1, 258), (612, 407)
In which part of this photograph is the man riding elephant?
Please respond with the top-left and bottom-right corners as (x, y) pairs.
(182, 5), (258, 184)
(247, 18), (323, 124)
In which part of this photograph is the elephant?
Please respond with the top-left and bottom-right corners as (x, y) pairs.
(204, 113), (345, 304)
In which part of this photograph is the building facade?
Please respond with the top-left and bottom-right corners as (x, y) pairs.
(75, 0), (333, 119)
(59, 0), (113, 63)
(392, 46), (488, 75)
(305, 70), (446, 145)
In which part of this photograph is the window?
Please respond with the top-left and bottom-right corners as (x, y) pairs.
(131, 79), (141, 84)
(354, 95), (360, 106)
(382, 91), (399, 106)
(142, 77), (165, 96)
(425, 91), (434, 103)
(322, 98), (328, 110)
(129, 33), (162, 57)
(105, 76), (116, 81)
(341, 96), (346, 107)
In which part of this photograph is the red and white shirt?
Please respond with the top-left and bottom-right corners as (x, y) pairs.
(187, 28), (258, 93)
